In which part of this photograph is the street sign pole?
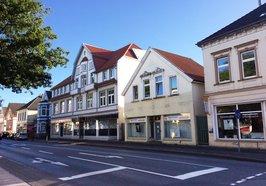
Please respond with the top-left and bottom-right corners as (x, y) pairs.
(235, 109), (241, 152)
(236, 118), (241, 152)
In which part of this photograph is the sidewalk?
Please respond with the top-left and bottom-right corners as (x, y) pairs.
(0, 166), (29, 186)
(44, 139), (266, 163)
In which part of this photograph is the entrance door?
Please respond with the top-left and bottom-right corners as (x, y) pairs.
(79, 122), (84, 139)
(59, 123), (63, 137)
(196, 116), (209, 145)
(155, 122), (161, 140)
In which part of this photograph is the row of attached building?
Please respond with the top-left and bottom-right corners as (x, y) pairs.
(1, 4), (266, 149)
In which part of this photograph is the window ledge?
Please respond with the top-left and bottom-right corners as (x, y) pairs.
(238, 76), (262, 82)
(214, 81), (235, 86)
(164, 138), (192, 141)
(131, 100), (140, 103)
(141, 98), (152, 101)
(168, 93), (179, 97)
(153, 96), (166, 99)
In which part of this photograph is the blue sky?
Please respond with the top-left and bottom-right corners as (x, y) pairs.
(0, 0), (264, 107)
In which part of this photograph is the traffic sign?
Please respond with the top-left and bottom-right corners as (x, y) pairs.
(235, 109), (241, 119)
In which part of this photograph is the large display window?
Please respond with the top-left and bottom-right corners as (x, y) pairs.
(164, 114), (192, 139)
(127, 118), (146, 138)
(216, 103), (264, 140)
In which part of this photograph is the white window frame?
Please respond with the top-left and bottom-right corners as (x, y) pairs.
(240, 50), (257, 79)
(143, 79), (150, 98)
(87, 93), (93, 108)
(109, 68), (115, 79)
(41, 106), (46, 116)
(103, 71), (108, 81)
(99, 90), (106, 106)
(60, 101), (65, 113)
(169, 76), (178, 95)
(155, 75), (163, 97)
(54, 103), (59, 114)
(108, 88), (115, 105)
(81, 74), (87, 87)
(217, 56), (230, 83)
(133, 85), (138, 100)
(77, 96), (83, 111)
(67, 99), (72, 112)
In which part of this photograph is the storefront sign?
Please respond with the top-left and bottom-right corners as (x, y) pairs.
(128, 118), (145, 123)
(164, 114), (191, 121)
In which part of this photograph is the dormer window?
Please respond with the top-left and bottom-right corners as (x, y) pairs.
(81, 64), (87, 71)
(103, 70), (108, 81)
(109, 68), (115, 79)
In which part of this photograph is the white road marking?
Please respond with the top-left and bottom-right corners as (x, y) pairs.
(68, 156), (227, 181)
(59, 166), (126, 181)
(21, 147), (30, 150)
(33, 157), (69, 167)
(79, 152), (123, 159)
(174, 167), (228, 180)
(0, 156), (2, 158)
(39, 150), (53, 155)
(231, 172), (266, 185)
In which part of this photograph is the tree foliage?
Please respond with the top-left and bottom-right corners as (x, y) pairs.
(0, 0), (69, 93)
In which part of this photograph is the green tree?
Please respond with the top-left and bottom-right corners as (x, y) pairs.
(0, 0), (69, 93)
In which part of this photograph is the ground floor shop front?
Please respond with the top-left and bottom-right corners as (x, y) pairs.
(206, 89), (266, 149)
(50, 114), (118, 140)
(125, 113), (198, 145)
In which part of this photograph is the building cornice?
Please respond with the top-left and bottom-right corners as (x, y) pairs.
(205, 84), (266, 97)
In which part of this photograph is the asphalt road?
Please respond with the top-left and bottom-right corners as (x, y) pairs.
(0, 139), (266, 186)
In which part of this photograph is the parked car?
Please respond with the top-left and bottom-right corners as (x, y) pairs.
(0, 132), (2, 140)
(7, 133), (16, 140)
(2, 132), (9, 139)
(15, 133), (28, 140)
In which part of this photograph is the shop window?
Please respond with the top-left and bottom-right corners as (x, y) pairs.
(84, 121), (96, 136)
(98, 119), (117, 136)
(63, 122), (72, 135)
(164, 120), (192, 139)
(216, 103), (264, 140)
(127, 123), (146, 138)
(216, 56), (230, 83)
(51, 123), (59, 135)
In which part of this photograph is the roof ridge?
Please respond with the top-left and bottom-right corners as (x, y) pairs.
(83, 43), (112, 52)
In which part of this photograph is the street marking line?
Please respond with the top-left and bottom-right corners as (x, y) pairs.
(0, 156), (2, 158)
(174, 167), (228, 180)
(79, 152), (123, 159)
(34, 157), (69, 167)
(68, 156), (121, 167)
(21, 147), (30, 150)
(39, 150), (53, 155)
(68, 156), (227, 181)
(59, 166), (126, 181)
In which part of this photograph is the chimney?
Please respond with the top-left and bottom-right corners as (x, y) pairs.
(258, 0), (262, 6)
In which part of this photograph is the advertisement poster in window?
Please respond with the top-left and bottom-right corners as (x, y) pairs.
(223, 119), (234, 130)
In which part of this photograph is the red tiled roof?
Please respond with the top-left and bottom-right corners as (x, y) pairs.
(84, 43), (141, 72)
(51, 76), (72, 90)
(153, 48), (204, 82)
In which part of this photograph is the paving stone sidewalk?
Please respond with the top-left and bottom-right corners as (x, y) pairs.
(0, 166), (29, 186)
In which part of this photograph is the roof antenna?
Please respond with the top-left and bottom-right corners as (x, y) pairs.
(258, 0), (262, 6)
